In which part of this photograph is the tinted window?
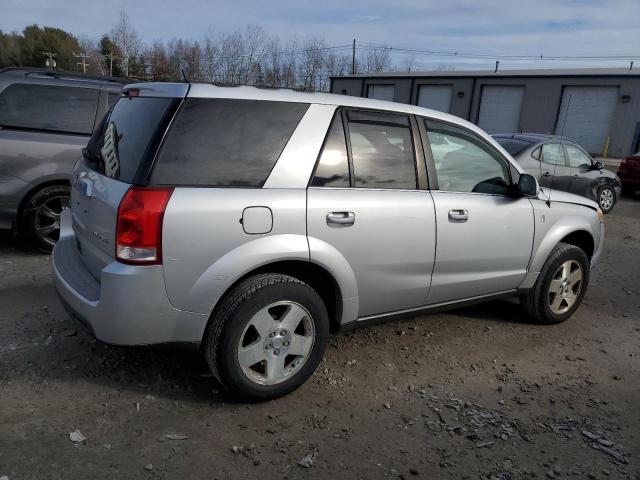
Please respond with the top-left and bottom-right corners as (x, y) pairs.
(84, 97), (177, 183)
(541, 143), (565, 166)
(426, 119), (511, 195)
(311, 113), (350, 187)
(494, 137), (533, 156)
(152, 99), (309, 187)
(566, 145), (591, 168)
(0, 83), (98, 134)
(107, 92), (121, 108)
(347, 111), (416, 189)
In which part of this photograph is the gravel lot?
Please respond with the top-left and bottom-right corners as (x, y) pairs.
(1, 196), (639, 480)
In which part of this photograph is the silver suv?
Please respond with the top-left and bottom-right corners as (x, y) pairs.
(53, 83), (604, 400)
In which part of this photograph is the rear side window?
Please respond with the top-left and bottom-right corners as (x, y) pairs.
(84, 97), (178, 183)
(151, 99), (309, 187)
(541, 143), (565, 166)
(311, 113), (350, 188)
(346, 110), (417, 189)
(0, 83), (98, 135)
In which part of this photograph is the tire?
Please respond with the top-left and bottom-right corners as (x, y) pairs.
(202, 273), (329, 401)
(597, 185), (616, 214)
(520, 242), (590, 324)
(21, 184), (70, 252)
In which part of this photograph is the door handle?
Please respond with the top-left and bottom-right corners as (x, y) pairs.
(448, 209), (469, 222)
(326, 211), (355, 227)
(543, 171), (552, 177)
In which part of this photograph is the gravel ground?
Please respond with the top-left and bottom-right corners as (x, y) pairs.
(0, 196), (639, 480)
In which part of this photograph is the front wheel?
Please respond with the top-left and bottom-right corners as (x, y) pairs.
(520, 242), (590, 324)
(597, 185), (616, 213)
(203, 273), (329, 401)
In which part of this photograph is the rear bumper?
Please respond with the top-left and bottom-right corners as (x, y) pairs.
(52, 211), (207, 345)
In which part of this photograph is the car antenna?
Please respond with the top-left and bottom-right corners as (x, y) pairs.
(547, 94), (572, 207)
(181, 68), (189, 83)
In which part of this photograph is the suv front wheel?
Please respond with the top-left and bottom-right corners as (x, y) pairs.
(203, 273), (329, 401)
(520, 242), (590, 324)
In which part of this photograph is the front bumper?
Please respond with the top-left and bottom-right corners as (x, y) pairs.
(52, 212), (207, 346)
(590, 220), (605, 270)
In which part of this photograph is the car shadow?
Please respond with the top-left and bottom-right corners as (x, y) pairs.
(447, 298), (537, 325)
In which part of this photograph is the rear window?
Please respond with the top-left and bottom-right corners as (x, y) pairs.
(150, 98), (309, 187)
(493, 137), (532, 156)
(0, 83), (98, 135)
(84, 96), (178, 183)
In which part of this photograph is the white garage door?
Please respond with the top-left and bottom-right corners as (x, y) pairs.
(417, 85), (452, 113)
(367, 84), (394, 101)
(477, 86), (525, 134)
(555, 86), (618, 155)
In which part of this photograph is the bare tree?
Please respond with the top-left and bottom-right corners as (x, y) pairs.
(399, 53), (415, 72)
(432, 63), (456, 71)
(111, 10), (141, 76)
(364, 47), (391, 73)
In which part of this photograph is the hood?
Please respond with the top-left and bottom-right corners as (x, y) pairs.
(537, 187), (599, 211)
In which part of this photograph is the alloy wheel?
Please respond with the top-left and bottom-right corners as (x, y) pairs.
(237, 301), (315, 386)
(35, 195), (69, 246)
(548, 260), (583, 315)
(599, 187), (614, 212)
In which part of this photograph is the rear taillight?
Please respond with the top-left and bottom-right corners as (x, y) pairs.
(618, 158), (628, 171)
(116, 187), (173, 265)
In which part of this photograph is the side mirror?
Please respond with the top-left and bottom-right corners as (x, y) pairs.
(593, 161), (604, 170)
(516, 173), (538, 197)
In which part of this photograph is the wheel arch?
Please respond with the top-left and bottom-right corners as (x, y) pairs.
(215, 260), (345, 333)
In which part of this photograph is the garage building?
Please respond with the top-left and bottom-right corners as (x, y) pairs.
(330, 68), (640, 157)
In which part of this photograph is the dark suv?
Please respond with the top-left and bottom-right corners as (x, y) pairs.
(0, 68), (126, 249)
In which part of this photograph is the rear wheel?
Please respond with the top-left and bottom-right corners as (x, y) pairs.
(21, 185), (70, 252)
(203, 273), (329, 401)
(520, 242), (590, 324)
(597, 185), (616, 213)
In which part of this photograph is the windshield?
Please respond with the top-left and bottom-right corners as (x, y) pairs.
(493, 137), (533, 157)
(84, 96), (178, 183)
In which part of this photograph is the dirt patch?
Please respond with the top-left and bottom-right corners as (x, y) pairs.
(1, 198), (639, 479)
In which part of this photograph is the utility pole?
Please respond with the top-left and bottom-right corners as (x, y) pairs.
(631, 61), (634, 71)
(104, 52), (119, 77)
(494, 60), (500, 73)
(73, 52), (90, 73)
(42, 52), (57, 70)
(352, 39), (356, 75)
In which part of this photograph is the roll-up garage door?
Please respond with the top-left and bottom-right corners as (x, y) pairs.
(555, 86), (618, 155)
(367, 84), (395, 101)
(477, 85), (525, 134)
(417, 85), (452, 113)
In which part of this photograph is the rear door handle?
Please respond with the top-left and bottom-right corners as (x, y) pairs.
(448, 209), (469, 222)
(543, 171), (552, 177)
(326, 211), (355, 227)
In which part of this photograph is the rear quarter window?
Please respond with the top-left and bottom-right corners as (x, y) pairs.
(84, 96), (179, 183)
(151, 99), (309, 187)
(0, 83), (98, 134)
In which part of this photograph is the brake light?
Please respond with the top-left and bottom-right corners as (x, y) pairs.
(116, 187), (173, 265)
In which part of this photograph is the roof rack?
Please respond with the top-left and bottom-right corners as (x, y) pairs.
(0, 67), (128, 83)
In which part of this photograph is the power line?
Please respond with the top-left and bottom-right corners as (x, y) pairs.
(356, 42), (640, 61)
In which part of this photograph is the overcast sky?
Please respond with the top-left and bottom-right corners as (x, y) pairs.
(2, 0), (639, 70)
